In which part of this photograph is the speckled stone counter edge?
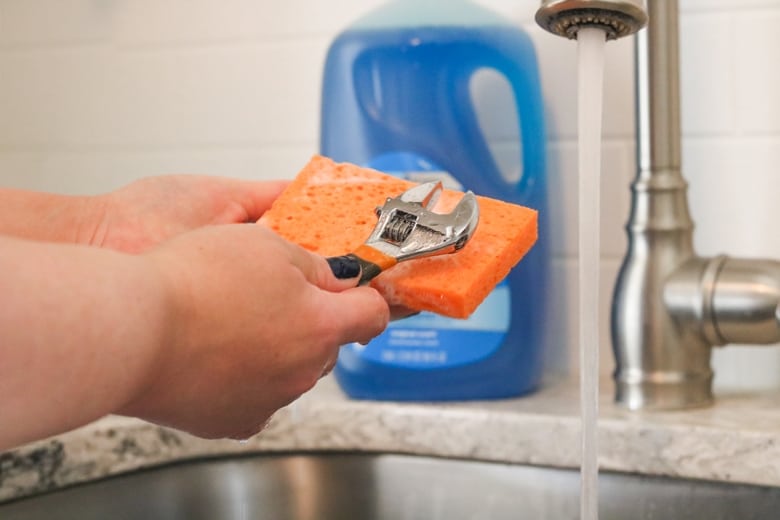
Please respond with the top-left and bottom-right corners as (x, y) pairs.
(2, 378), (779, 503)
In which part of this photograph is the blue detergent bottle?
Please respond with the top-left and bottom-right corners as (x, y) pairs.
(321, 0), (548, 400)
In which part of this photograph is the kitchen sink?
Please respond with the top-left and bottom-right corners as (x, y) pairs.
(1, 452), (779, 519)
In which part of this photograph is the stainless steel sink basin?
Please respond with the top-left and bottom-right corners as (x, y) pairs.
(1, 452), (779, 519)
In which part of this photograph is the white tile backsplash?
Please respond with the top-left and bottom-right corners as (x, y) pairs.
(680, 13), (736, 136)
(0, 145), (313, 195)
(681, 0), (780, 12)
(0, 41), (329, 148)
(0, 46), (123, 146)
(112, 0), (388, 45)
(0, 0), (115, 47)
(1, 0), (779, 387)
(735, 9), (780, 135)
(685, 137), (780, 257)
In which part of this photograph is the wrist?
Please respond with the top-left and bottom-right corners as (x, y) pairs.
(0, 188), (108, 245)
(115, 253), (183, 415)
(71, 193), (110, 247)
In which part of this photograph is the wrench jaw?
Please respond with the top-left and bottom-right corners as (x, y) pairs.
(445, 191), (480, 251)
(396, 190), (479, 260)
(397, 180), (443, 208)
(364, 181), (480, 264)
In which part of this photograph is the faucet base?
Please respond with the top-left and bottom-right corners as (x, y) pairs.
(615, 372), (713, 410)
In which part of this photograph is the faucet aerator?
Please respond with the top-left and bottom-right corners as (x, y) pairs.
(536, 0), (648, 40)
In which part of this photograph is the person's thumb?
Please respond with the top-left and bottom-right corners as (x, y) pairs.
(318, 286), (390, 346)
(274, 237), (362, 293)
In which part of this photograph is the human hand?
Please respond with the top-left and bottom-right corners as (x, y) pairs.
(89, 175), (289, 253)
(118, 224), (389, 440)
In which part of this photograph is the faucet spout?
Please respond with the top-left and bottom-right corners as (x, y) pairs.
(536, 0), (647, 40)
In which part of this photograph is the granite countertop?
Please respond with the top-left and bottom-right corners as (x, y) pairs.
(2, 376), (780, 503)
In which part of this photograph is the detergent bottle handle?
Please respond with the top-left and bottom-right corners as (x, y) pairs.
(452, 32), (546, 200)
(501, 53), (547, 201)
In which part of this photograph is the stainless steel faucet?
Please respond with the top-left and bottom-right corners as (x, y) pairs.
(536, 0), (780, 410)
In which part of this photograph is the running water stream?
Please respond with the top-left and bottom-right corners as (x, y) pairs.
(577, 26), (607, 520)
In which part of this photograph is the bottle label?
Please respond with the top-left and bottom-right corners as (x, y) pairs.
(344, 151), (510, 369)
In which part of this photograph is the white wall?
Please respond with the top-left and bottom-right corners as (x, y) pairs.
(1, 0), (778, 392)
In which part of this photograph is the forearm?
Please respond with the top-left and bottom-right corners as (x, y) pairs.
(0, 235), (172, 450)
(0, 188), (103, 245)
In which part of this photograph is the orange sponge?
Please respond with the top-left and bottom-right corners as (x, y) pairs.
(259, 155), (537, 318)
